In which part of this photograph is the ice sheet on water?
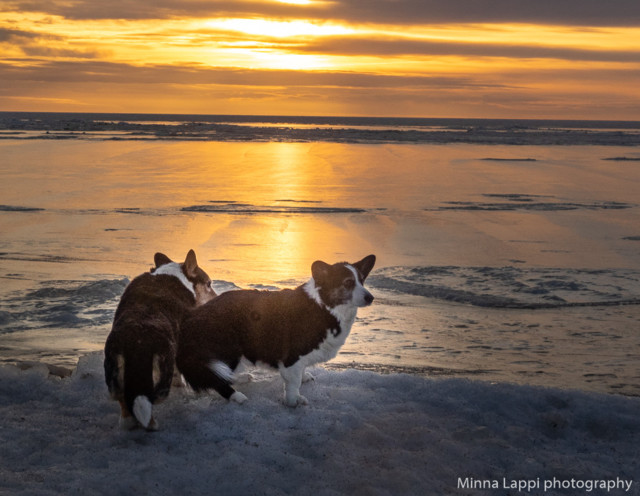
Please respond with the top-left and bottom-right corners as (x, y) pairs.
(3, 113), (640, 145)
(432, 194), (635, 212)
(0, 278), (129, 333)
(0, 276), (246, 337)
(0, 351), (638, 495)
(0, 203), (373, 218)
(3, 264), (637, 335)
(0, 205), (45, 212)
(369, 265), (640, 308)
(181, 203), (368, 214)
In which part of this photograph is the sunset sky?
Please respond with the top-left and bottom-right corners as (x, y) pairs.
(1, 0), (639, 119)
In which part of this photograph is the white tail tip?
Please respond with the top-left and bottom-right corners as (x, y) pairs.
(133, 396), (153, 428)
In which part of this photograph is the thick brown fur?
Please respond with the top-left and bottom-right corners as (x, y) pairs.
(104, 250), (215, 430)
(177, 255), (376, 407)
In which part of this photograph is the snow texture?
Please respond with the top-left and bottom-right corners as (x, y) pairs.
(1, 352), (638, 496)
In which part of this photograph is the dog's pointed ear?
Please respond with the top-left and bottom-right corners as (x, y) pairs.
(154, 252), (173, 268)
(183, 249), (198, 277)
(311, 260), (331, 284)
(353, 255), (376, 280)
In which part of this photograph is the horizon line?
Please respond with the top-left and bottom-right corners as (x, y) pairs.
(1, 111), (640, 125)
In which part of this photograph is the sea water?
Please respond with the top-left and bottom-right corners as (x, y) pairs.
(1, 114), (639, 395)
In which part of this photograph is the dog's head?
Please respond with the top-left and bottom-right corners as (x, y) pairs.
(311, 254), (376, 309)
(153, 250), (217, 306)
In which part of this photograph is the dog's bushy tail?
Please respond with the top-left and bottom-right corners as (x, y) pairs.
(178, 358), (238, 400)
(122, 353), (165, 430)
(210, 360), (234, 382)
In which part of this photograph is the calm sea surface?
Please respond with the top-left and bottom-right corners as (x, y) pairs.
(1, 114), (639, 395)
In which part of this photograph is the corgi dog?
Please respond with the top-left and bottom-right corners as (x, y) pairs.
(104, 250), (216, 430)
(177, 255), (376, 407)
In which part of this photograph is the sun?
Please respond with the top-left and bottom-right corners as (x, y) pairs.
(200, 17), (353, 70)
(204, 18), (353, 39)
(273, 0), (315, 4)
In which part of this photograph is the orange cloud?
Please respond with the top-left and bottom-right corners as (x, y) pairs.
(1, 1), (639, 118)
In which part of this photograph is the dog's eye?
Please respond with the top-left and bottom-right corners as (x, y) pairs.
(343, 279), (355, 289)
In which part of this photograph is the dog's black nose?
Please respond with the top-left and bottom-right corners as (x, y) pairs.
(365, 292), (374, 305)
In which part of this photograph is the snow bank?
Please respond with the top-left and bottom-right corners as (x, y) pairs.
(1, 353), (638, 496)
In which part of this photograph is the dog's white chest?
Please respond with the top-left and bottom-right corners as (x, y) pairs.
(299, 321), (352, 368)
(297, 278), (360, 367)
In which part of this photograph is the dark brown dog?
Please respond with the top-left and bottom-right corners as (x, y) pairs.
(177, 255), (375, 407)
(104, 250), (216, 430)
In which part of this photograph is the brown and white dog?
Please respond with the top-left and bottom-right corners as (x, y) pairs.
(177, 255), (376, 407)
(104, 250), (216, 430)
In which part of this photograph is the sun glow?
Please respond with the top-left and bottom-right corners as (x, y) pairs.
(2, 2), (639, 118)
(243, 50), (331, 70)
(273, 0), (315, 4)
(204, 18), (354, 39)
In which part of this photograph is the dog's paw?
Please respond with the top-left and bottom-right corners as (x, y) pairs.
(302, 371), (315, 383)
(230, 391), (248, 404)
(119, 415), (138, 431)
(171, 373), (186, 388)
(285, 394), (309, 408)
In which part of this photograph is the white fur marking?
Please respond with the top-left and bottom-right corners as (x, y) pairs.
(209, 360), (234, 382)
(152, 262), (196, 297)
(279, 361), (308, 407)
(345, 264), (372, 308)
(295, 265), (366, 372)
(279, 264), (372, 406)
(230, 391), (248, 404)
(288, 268), (369, 379)
(330, 302), (358, 332)
(303, 278), (324, 307)
(171, 368), (186, 388)
(133, 395), (153, 428)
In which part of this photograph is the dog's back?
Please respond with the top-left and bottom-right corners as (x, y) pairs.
(104, 273), (193, 418)
(178, 287), (335, 371)
(177, 255), (376, 407)
(104, 250), (215, 430)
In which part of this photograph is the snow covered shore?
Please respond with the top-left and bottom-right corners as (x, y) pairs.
(1, 353), (637, 495)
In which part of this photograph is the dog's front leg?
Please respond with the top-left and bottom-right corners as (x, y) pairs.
(279, 363), (309, 407)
